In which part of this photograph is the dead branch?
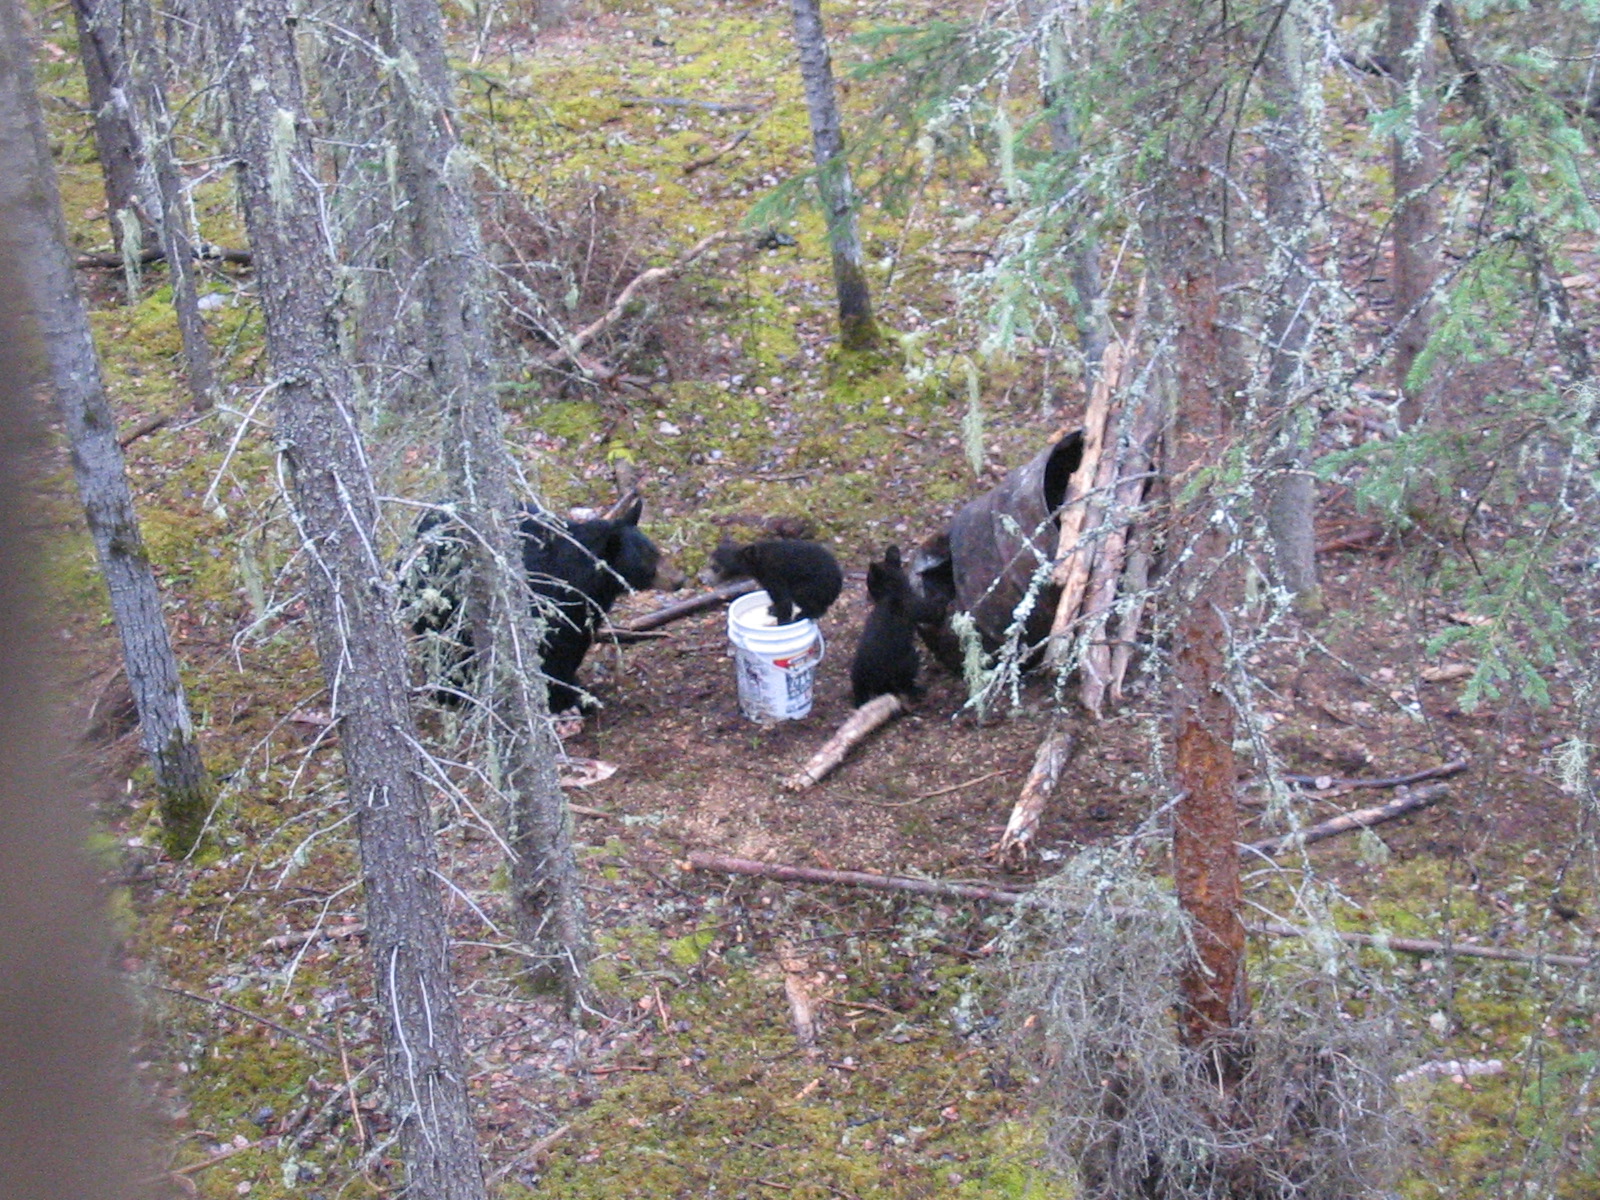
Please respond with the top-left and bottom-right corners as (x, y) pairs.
(686, 851), (1029, 903)
(1044, 340), (1121, 666)
(684, 126), (754, 174)
(782, 693), (905, 791)
(1244, 783), (1449, 858)
(261, 922), (366, 950)
(76, 244), (252, 269)
(776, 940), (820, 1054)
(686, 853), (1591, 968)
(543, 230), (740, 372)
(1107, 536), (1152, 708)
(157, 984), (336, 1055)
(621, 579), (760, 632)
(1282, 757), (1468, 791)
(995, 728), (1079, 860)
(1079, 361), (1165, 714)
(619, 95), (762, 113)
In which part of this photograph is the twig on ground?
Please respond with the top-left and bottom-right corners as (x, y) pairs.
(157, 984), (336, 1055)
(1244, 784), (1449, 857)
(619, 95), (761, 112)
(261, 922), (365, 951)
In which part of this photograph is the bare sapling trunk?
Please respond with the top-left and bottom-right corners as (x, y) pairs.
(789, 0), (879, 351)
(1, 5), (211, 855)
(68, 0), (149, 257)
(366, 0), (593, 1004)
(1261, 0), (1326, 612)
(125, 0), (217, 409)
(1386, 0), (1442, 429)
(1042, 23), (1109, 383)
(208, 0), (485, 1193)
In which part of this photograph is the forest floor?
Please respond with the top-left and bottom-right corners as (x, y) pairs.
(28, 0), (1600, 1196)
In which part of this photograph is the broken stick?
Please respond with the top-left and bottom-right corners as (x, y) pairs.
(1244, 783), (1448, 858)
(783, 693), (905, 791)
(995, 728), (1078, 860)
(776, 940), (820, 1053)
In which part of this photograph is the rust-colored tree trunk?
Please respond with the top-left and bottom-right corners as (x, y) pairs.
(1387, 0), (1443, 429)
(1138, 0), (1250, 1067)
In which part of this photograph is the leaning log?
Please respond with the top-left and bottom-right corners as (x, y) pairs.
(994, 728), (1078, 860)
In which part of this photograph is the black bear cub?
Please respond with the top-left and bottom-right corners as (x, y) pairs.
(710, 537), (842, 625)
(405, 496), (662, 713)
(850, 545), (940, 707)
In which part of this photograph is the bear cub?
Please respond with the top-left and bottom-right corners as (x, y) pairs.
(850, 545), (941, 707)
(406, 496), (662, 713)
(710, 537), (842, 625)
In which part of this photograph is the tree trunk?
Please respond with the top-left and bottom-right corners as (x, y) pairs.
(789, 0), (879, 351)
(1261, 0), (1326, 611)
(1437, 1), (1593, 392)
(366, 0), (594, 1005)
(207, 0), (486, 1194)
(67, 0), (149, 256)
(1041, 23), (1108, 386)
(1, 2), (211, 856)
(1386, 0), (1443, 429)
(125, 0), (216, 409)
(1137, 0), (1250, 1073)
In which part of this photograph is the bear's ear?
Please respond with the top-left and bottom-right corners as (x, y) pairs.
(866, 561), (888, 601)
(611, 492), (644, 527)
(883, 545), (902, 569)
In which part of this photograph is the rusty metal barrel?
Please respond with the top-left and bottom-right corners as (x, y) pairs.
(946, 431), (1083, 654)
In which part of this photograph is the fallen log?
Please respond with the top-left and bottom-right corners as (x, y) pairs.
(76, 244), (252, 268)
(1282, 757), (1468, 791)
(686, 851), (1028, 903)
(776, 940), (820, 1054)
(994, 728), (1078, 860)
(783, 693), (905, 791)
(686, 852), (1590, 968)
(621, 578), (759, 632)
(1244, 783), (1448, 858)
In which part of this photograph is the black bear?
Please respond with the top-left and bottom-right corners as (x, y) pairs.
(709, 537), (843, 625)
(403, 496), (663, 713)
(850, 545), (942, 707)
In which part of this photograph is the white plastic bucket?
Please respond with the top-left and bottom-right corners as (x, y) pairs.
(727, 590), (825, 722)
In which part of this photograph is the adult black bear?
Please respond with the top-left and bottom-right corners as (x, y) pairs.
(404, 496), (663, 713)
(709, 537), (842, 625)
(850, 545), (942, 707)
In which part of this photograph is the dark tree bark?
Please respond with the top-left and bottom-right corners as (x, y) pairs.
(1386, 0), (1443, 429)
(365, 0), (594, 1005)
(1137, 0), (1250, 1070)
(1, 2), (211, 856)
(788, 0), (880, 351)
(207, 0), (486, 1193)
(67, 0), (149, 255)
(1261, 0), (1325, 610)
